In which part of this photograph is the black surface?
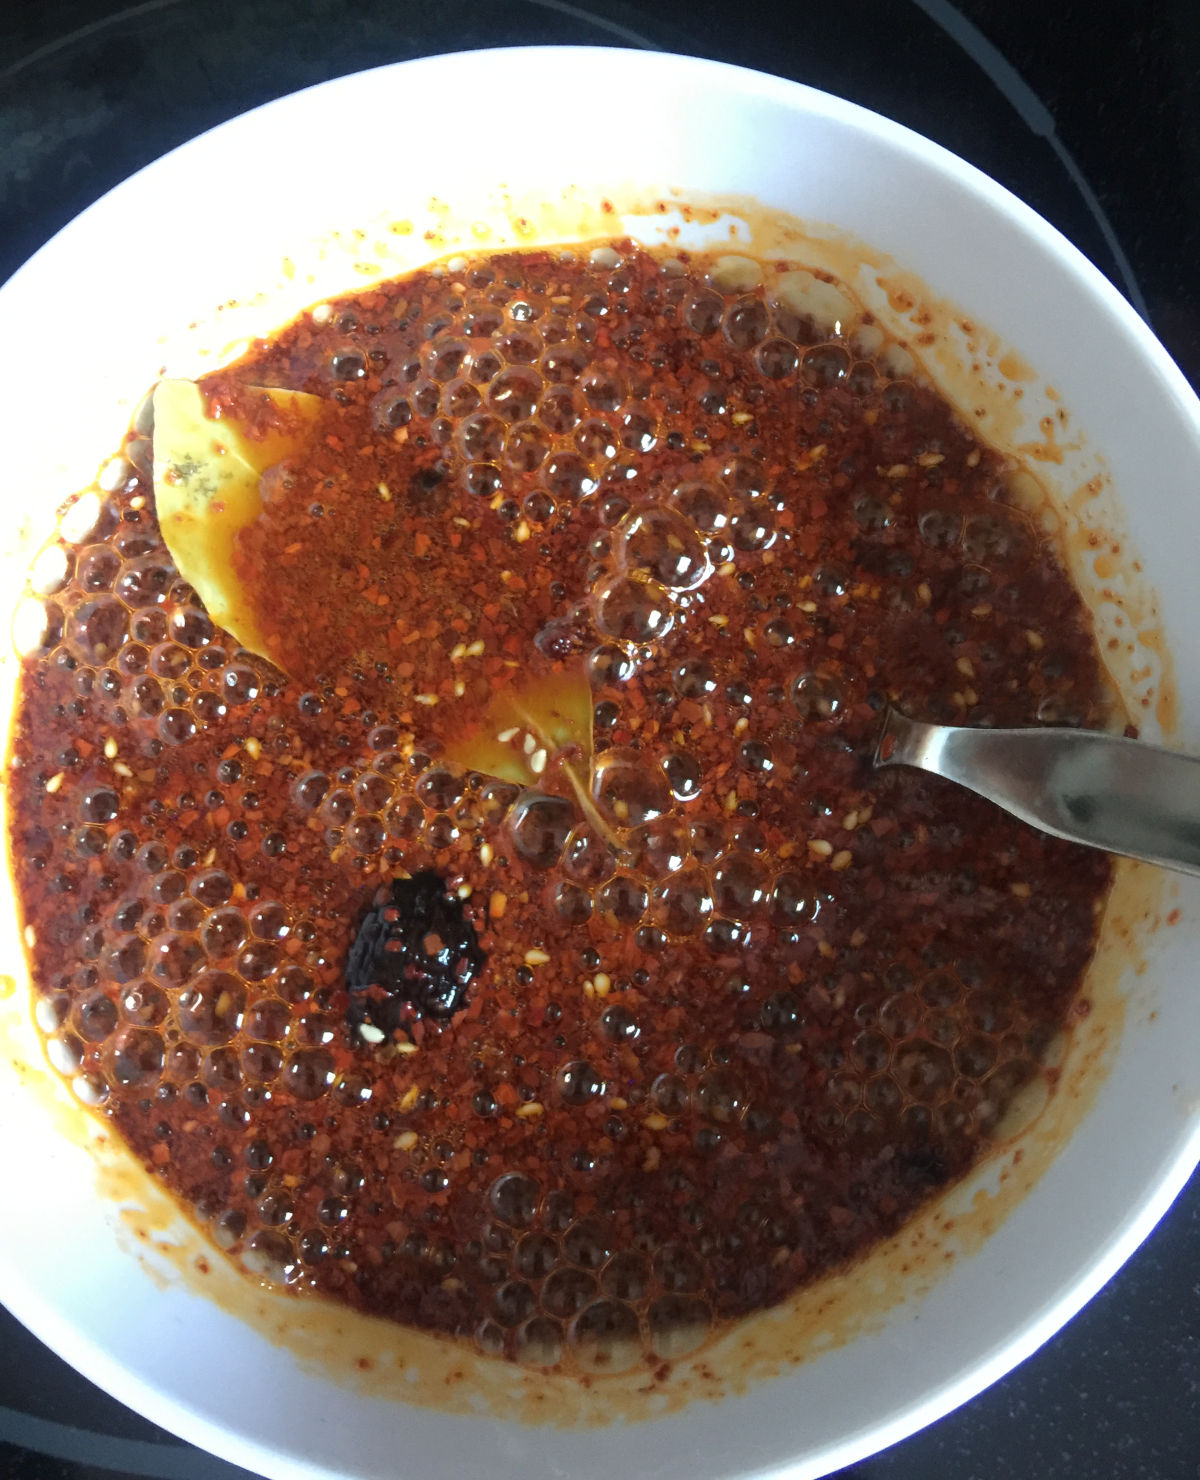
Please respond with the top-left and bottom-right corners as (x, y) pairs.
(1, 2), (1197, 1476)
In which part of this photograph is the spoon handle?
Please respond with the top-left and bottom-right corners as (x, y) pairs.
(875, 710), (1200, 877)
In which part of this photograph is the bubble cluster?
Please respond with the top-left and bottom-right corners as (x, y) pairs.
(10, 239), (1113, 1378)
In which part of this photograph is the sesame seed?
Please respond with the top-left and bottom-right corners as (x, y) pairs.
(394, 1041), (419, 1056)
(522, 732), (537, 755)
(97, 460), (128, 494)
(414, 693), (439, 706)
(644, 1113), (668, 1131)
(496, 727), (519, 744)
(956, 656), (975, 677)
(479, 842), (494, 867)
(394, 1130), (418, 1150)
(359, 1023), (385, 1044)
(398, 1084), (420, 1112)
(529, 748), (548, 775)
(831, 849), (853, 871)
(516, 1101), (544, 1119)
(103, 737), (118, 759)
(514, 521), (531, 543)
(489, 891), (507, 919)
(808, 838), (833, 857)
(244, 737), (262, 759)
(44, 772), (64, 794)
(524, 948), (551, 966)
(1010, 881), (1031, 898)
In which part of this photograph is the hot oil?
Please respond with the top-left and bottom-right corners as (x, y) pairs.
(0, 190), (1174, 1423)
(0, 855), (1159, 1423)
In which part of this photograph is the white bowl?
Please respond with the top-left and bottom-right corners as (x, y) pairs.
(1, 46), (1199, 1480)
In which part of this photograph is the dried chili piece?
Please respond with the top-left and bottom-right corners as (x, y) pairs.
(344, 871), (483, 1038)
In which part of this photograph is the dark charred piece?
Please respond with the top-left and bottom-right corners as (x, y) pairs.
(345, 871), (483, 1038)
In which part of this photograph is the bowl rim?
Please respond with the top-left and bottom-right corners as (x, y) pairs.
(1, 42), (1199, 1480)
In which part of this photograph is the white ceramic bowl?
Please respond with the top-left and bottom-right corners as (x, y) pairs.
(1, 46), (1199, 1480)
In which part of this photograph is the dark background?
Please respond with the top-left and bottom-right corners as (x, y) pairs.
(1, 2), (1197, 1477)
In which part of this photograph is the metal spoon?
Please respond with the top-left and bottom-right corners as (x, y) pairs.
(874, 709), (1200, 878)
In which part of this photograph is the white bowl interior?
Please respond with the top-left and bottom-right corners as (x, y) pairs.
(1, 46), (1199, 1480)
